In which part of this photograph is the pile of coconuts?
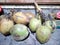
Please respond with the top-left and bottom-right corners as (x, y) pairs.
(0, 11), (35, 40)
(0, 3), (56, 44)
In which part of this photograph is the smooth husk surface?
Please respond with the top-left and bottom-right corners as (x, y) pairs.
(29, 14), (41, 32)
(10, 24), (29, 41)
(36, 25), (51, 44)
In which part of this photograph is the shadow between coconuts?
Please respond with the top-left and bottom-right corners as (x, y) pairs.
(1, 32), (10, 36)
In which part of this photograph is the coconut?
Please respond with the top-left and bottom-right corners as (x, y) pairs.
(12, 12), (29, 25)
(44, 14), (56, 33)
(36, 25), (51, 44)
(10, 24), (29, 41)
(24, 12), (35, 22)
(44, 20), (56, 33)
(0, 15), (14, 35)
(29, 17), (41, 32)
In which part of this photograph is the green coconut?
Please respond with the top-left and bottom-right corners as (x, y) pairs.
(44, 20), (56, 33)
(36, 25), (51, 44)
(10, 24), (29, 41)
(29, 17), (41, 32)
